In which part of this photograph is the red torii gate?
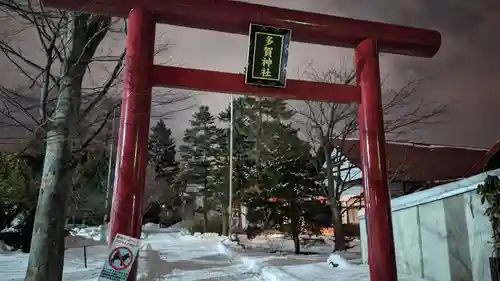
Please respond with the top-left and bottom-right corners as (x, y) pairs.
(41, 1), (441, 281)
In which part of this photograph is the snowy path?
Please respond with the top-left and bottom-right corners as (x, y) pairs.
(138, 233), (262, 281)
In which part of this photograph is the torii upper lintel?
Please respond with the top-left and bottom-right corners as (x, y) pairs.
(41, 0), (440, 57)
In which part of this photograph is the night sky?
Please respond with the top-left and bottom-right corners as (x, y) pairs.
(1, 0), (500, 149)
(161, 0), (500, 149)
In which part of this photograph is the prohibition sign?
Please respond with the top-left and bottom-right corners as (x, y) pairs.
(108, 246), (134, 271)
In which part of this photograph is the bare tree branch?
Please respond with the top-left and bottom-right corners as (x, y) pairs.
(0, 3), (192, 152)
(293, 63), (447, 250)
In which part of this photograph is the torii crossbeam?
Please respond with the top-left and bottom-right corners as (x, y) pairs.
(41, 1), (441, 281)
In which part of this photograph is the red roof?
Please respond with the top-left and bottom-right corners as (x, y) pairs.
(335, 140), (488, 182)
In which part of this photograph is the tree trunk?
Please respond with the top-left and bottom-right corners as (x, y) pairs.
(221, 206), (229, 236)
(181, 200), (185, 220)
(181, 199), (186, 221)
(24, 13), (110, 281)
(331, 202), (346, 251)
(292, 222), (301, 254)
(0, 193), (4, 229)
(24, 64), (81, 281)
(324, 143), (347, 251)
(203, 211), (208, 233)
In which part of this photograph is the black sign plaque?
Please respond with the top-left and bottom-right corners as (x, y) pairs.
(245, 24), (291, 88)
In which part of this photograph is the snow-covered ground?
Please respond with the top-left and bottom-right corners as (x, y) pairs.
(0, 245), (105, 281)
(0, 230), (261, 281)
(0, 227), (427, 281)
(221, 235), (426, 281)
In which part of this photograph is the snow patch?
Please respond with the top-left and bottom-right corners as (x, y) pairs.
(191, 232), (220, 238)
(238, 255), (300, 281)
(219, 240), (300, 281)
(260, 265), (300, 281)
(73, 226), (149, 242)
(216, 241), (232, 255)
(142, 223), (160, 230)
(0, 241), (12, 252)
(327, 253), (354, 269)
(136, 272), (148, 281)
(75, 227), (102, 241)
(1, 215), (24, 233)
(1, 227), (17, 233)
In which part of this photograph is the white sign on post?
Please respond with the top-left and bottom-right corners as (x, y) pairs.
(97, 233), (141, 281)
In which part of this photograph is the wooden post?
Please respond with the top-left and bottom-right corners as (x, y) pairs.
(83, 245), (87, 268)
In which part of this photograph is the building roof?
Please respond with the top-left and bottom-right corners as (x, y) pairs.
(465, 140), (500, 177)
(334, 139), (488, 182)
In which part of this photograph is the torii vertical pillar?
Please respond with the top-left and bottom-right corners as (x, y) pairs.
(356, 38), (397, 281)
(109, 7), (155, 279)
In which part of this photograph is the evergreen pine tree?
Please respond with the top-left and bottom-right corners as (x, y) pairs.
(217, 96), (297, 231)
(212, 128), (231, 235)
(180, 106), (219, 231)
(148, 119), (179, 183)
(218, 97), (294, 197)
(256, 123), (321, 254)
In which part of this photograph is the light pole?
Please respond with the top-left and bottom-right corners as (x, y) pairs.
(228, 94), (234, 235)
(103, 108), (117, 242)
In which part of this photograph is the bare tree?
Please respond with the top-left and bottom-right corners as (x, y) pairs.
(294, 64), (446, 251)
(0, 1), (191, 281)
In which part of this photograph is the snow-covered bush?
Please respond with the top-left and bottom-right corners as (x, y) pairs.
(266, 233), (285, 253)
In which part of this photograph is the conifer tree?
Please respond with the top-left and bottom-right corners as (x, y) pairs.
(180, 106), (219, 232)
(149, 119), (178, 183)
